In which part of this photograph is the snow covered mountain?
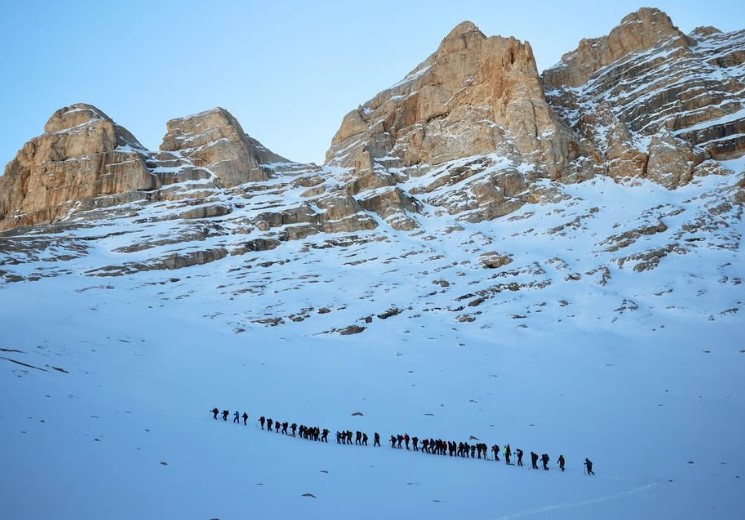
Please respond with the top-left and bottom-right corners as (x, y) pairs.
(1, 7), (744, 520)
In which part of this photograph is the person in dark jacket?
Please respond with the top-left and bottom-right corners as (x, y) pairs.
(291, 423), (297, 436)
(584, 458), (594, 475)
(541, 453), (550, 470)
(491, 444), (500, 461)
(211, 407), (219, 419)
(266, 418), (273, 431)
(259, 416), (266, 429)
(322, 429), (330, 442)
(362, 432), (368, 446)
(222, 409), (229, 421)
(516, 448), (524, 466)
(374, 432), (380, 447)
(242, 412), (248, 425)
(558, 454), (565, 472)
(531, 451), (539, 469)
(504, 444), (512, 464)
(390, 435), (397, 448)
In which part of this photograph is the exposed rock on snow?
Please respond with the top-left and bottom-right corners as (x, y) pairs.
(0, 104), (155, 230)
(160, 107), (288, 188)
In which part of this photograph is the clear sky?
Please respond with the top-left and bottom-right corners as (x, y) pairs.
(1, 1), (743, 167)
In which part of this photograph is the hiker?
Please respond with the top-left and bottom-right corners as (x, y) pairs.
(558, 454), (565, 472)
(356, 431), (362, 445)
(390, 435), (397, 448)
(531, 451), (539, 469)
(504, 444), (512, 464)
(516, 448), (524, 466)
(346, 430), (353, 445)
(492, 444), (500, 461)
(362, 432), (368, 446)
(282, 422), (288, 434)
(412, 436), (419, 451)
(471, 445), (476, 458)
(259, 416), (266, 430)
(222, 409), (229, 421)
(374, 432), (380, 447)
(584, 458), (594, 475)
(275, 421), (281, 433)
(267, 418), (273, 431)
(322, 429), (329, 442)
(242, 412), (248, 425)
(211, 407), (219, 419)
(404, 433), (410, 450)
(291, 423), (297, 436)
(233, 411), (240, 424)
(541, 453), (550, 470)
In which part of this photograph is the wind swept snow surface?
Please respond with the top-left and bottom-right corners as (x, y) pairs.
(1, 173), (744, 519)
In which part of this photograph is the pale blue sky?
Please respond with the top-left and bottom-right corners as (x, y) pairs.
(1, 1), (743, 166)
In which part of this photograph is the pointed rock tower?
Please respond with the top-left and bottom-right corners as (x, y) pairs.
(325, 21), (587, 181)
(160, 107), (289, 188)
(0, 104), (155, 230)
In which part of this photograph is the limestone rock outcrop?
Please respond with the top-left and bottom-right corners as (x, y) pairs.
(0, 104), (156, 230)
(325, 21), (589, 181)
(544, 7), (745, 187)
(542, 8), (691, 89)
(160, 108), (289, 188)
(2, 8), (744, 240)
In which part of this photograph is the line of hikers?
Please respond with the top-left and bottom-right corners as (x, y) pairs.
(210, 407), (594, 475)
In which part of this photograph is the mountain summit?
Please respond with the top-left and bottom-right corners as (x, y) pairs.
(1, 8), (743, 234)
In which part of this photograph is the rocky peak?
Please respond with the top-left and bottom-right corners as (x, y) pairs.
(689, 26), (722, 40)
(44, 103), (145, 150)
(542, 8), (745, 188)
(325, 21), (586, 185)
(0, 103), (155, 231)
(160, 107), (289, 188)
(438, 21), (485, 51)
(543, 8), (689, 89)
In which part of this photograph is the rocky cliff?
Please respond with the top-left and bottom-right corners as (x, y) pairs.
(325, 21), (588, 181)
(0, 104), (155, 230)
(159, 107), (289, 188)
(543, 7), (745, 187)
(1, 8), (744, 237)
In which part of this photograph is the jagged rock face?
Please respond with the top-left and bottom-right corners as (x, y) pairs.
(160, 108), (288, 188)
(544, 8), (745, 188)
(542, 8), (690, 89)
(0, 104), (155, 230)
(2, 8), (744, 239)
(325, 21), (586, 181)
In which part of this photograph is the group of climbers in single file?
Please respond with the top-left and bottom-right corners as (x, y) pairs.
(210, 407), (595, 475)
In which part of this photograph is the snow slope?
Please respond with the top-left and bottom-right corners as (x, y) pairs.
(1, 164), (744, 518)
